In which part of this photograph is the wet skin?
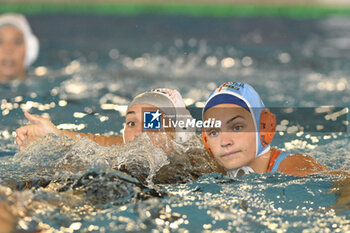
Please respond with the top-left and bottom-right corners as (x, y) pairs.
(203, 103), (257, 170)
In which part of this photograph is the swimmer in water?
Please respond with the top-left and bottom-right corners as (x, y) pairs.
(202, 81), (330, 177)
(16, 88), (195, 150)
(15, 88), (222, 184)
(0, 13), (39, 82)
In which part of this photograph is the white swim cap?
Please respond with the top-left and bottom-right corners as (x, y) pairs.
(126, 88), (195, 144)
(0, 13), (39, 67)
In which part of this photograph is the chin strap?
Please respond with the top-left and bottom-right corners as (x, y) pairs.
(227, 166), (255, 177)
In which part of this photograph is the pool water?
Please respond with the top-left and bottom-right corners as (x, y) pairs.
(0, 14), (350, 232)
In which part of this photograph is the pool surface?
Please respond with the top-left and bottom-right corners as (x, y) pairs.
(0, 13), (350, 232)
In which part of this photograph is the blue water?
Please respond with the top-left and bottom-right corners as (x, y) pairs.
(0, 14), (349, 232)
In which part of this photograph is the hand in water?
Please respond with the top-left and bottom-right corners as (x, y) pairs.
(16, 112), (60, 150)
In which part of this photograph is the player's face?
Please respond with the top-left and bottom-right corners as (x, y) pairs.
(204, 104), (256, 170)
(0, 26), (26, 81)
(124, 104), (175, 145)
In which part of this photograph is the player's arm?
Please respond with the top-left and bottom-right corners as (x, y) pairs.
(278, 154), (328, 176)
(16, 112), (123, 150)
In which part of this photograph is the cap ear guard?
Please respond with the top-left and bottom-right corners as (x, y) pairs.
(259, 110), (276, 147)
(201, 129), (213, 155)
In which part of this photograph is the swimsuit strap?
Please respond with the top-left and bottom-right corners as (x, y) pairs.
(267, 148), (290, 172)
(267, 148), (281, 172)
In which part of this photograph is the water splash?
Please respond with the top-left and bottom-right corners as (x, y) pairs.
(11, 133), (221, 186)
